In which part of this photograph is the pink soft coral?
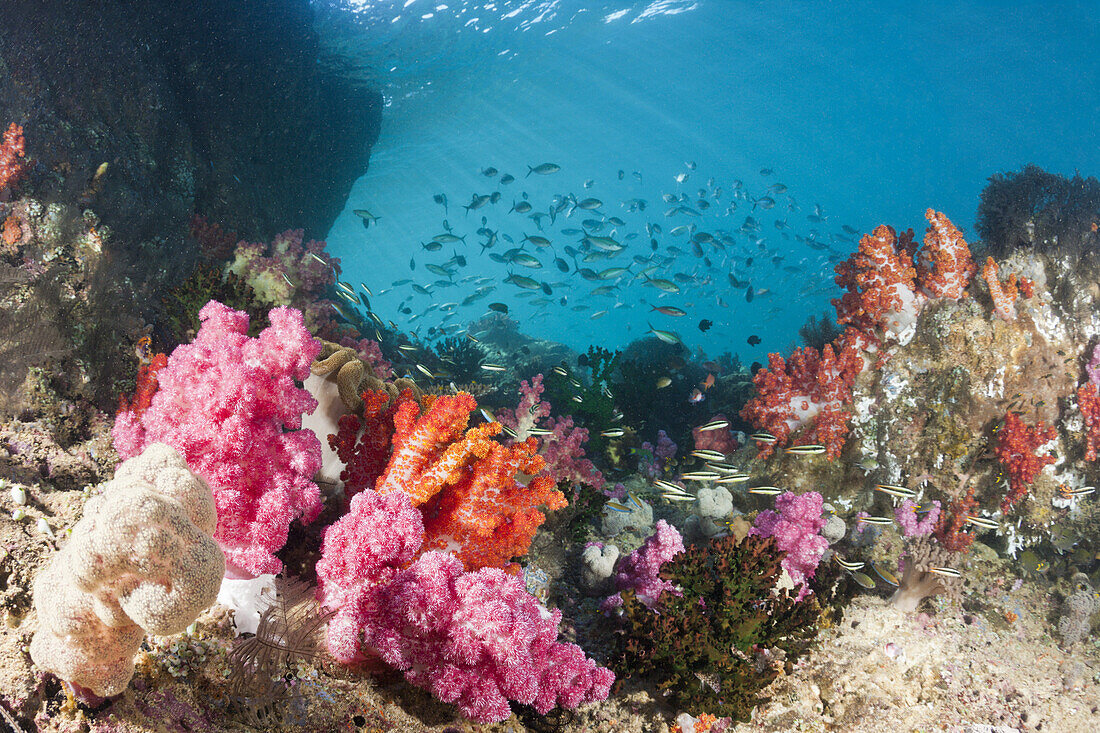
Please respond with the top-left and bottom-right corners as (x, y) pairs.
(112, 300), (323, 578)
(317, 488), (614, 723)
(749, 491), (827, 600)
(498, 374), (605, 490)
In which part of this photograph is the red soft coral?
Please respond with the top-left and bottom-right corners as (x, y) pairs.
(995, 411), (1056, 513)
(739, 337), (863, 459)
(0, 123), (27, 191)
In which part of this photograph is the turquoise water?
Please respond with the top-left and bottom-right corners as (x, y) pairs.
(319, 0), (1100, 355)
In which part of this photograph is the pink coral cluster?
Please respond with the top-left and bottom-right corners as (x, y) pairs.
(497, 373), (605, 490)
(112, 300), (323, 578)
(748, 491), (827, 601)
(601, 519), (685, 611)
(1078, 382), (1100, 462)
(317, 489), (614, 723)
(995, 411), (1056, 513)
(894, 498), (941, 537)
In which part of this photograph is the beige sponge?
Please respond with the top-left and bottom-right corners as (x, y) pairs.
(30, 442), (225, 698)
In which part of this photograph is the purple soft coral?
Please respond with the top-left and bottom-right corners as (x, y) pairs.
(602, 519), (685, 611)
(749, 491), (828, 600)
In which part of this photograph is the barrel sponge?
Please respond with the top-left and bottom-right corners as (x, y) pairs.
(30, 443), (225, 697)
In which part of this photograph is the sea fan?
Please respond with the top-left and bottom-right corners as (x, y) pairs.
(226, 575), (334, 723)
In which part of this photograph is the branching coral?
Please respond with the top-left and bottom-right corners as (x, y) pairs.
(611, 534), (822, 722)
(29, 443), (224, 700)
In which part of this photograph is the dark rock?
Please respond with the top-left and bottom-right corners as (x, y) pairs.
(0, 0), (381, 246)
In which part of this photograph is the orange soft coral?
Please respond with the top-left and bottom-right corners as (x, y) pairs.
(375, 392), (567, 570)
(982, 256), (1017, 321)
(376, 392), (497, 505)
(422, 437), (566, 570)
(918, 209), (977, 299)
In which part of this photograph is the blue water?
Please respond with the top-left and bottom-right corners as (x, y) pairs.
(317, 0), (1100, 357)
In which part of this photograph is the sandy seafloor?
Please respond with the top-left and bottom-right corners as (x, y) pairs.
(0, 438), (1097, 733)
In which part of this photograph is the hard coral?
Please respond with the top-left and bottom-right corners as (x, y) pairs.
(890, 535), (961, 613)
(612, 534), (821, 722)
(30, 443), (224, 699)
(112, 300), (322, 578)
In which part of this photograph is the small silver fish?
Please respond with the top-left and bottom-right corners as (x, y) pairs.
(415, 364), (435, 379)
(662, 493), (697, 502)
(654, 479), (685, 493)
(697, 419), (731, 432)
(480, 363), (507, 372)
(600, 428), (626, 438)
(528, 428), (554, 437)
(748, 486), (783, 496)
(750, 432), (778, 444)
(716, 475), (752, 485)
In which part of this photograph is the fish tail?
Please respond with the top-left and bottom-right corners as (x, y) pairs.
(526, 166), (534, 178)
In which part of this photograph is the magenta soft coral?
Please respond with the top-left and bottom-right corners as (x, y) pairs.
(112, 300), (323, 578)
(601, 519), (684, 611)
(316, 488), (614, 723)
